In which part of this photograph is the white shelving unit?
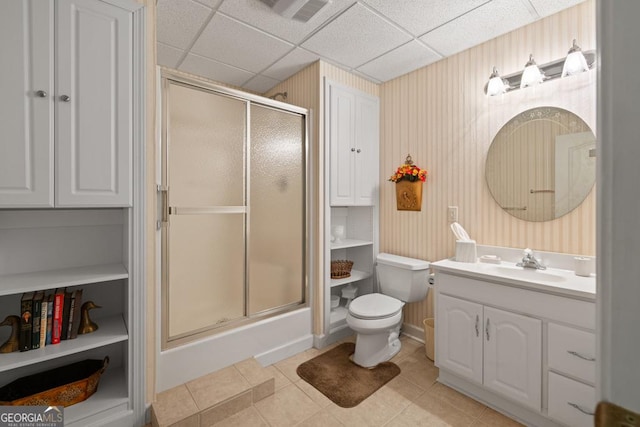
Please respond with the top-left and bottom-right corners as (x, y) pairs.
(0, 264), (128, 297)
(321, 79), (380, 346)
(0, 209), (143, 426)
(0, 0), (145, 423)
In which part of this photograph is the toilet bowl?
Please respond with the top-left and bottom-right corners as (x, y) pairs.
(346, 253), (430, 368)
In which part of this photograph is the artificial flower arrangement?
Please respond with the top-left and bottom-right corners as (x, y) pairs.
(388, 155), (427, 183)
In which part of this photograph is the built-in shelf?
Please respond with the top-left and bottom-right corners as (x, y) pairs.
(0, 264), (129, 297)
(330, 306), (348, 325)
(330, 270), (371, 287)
(0, 315), (128, 372)
(65, 366), (129, 426)
(331, 239), (373, 250)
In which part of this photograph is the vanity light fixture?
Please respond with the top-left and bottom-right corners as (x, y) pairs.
(485, 67), (509, 96)
(484, 39), (595, 96)
(520, 54), (545, 88)
(562, 39), (590, 77)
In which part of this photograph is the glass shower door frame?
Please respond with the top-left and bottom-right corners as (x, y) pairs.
(159, 71), (310, 349)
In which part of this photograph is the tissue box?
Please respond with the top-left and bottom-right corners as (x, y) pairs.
(455, 240), (477, 263)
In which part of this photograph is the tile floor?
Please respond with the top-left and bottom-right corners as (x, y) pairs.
(152, 335), (524, 427)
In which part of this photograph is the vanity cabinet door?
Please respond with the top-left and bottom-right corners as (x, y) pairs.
(436, 294), (483, 384)
(483, 306), (542, 411)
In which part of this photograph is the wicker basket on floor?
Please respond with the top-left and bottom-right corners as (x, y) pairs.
(331, 260), (354, 279)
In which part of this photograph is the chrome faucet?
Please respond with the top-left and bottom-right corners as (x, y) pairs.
(516, 248), (546, 270)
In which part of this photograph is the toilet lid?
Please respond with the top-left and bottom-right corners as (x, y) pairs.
(348, 293), (404, 320)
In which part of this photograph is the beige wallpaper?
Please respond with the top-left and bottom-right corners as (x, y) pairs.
(379, 0), (596, 328)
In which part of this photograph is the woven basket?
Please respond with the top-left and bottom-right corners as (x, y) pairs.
(331, 260), (354, 279)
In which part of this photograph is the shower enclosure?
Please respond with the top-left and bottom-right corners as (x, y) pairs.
(159, 71), (308, 347)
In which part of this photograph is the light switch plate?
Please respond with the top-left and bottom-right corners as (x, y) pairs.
(448, 206), (458, 222)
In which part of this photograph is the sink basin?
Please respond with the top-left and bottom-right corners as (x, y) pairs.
(483, 264), (568, 283)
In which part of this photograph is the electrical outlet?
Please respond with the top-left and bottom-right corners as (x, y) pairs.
(448, 206), (458, 222)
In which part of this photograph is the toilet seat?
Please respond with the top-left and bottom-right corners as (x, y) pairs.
(348, 293), (404, 320)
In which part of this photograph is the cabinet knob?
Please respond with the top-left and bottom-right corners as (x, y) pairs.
(60, 95), (71, 102)
(356, 149), (361, 153)
(351, 148), (356, 152)
(35, 90), (47, 98)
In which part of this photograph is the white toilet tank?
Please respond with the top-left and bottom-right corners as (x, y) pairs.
(377, 253), (430, 302)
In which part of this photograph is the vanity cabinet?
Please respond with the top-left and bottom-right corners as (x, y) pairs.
(437, 293), (542, 411)
(433, 263), (596, 427)
(326, 79), (379, 206)
(0, 0), (134, 208)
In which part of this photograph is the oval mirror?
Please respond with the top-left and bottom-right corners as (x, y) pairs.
(486, 107), (596, 222)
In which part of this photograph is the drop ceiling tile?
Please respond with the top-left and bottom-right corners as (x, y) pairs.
(157, 43), (185, 69)
(301, 3), (412, 69)
(261, 48), (319, 80)
(193, 0), (222, 9)
(362, 0), (488, 36)
(219, 0), (357, 44)
(180, 53), (255, 86)
(191, 14), (294, 73)
(357, 40), (441, 81)
(157, 0), (213, 49)
(242, 75), (281, 94)
(528, 0), (587, 17)
(419, 0), (537, 57)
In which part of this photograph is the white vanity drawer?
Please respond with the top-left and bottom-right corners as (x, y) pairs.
(548, 372), (595, 427)
(548, 323), (595, 383)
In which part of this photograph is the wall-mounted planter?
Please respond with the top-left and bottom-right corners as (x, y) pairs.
(395, 181), (423, 211)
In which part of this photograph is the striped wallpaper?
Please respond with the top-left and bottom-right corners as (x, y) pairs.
(380, 0), (596, 328)
(269, 1), (595, 332)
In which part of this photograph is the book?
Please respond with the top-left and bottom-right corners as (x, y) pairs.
(68, 289), (83, 340)
(19, 292), (35, 352)
(51, 289), (65, 345)
(39, 294), (48, 348)
(31, 291), (44, 349)
(60, 290), (72, 341)
(45, 294), (54, 345)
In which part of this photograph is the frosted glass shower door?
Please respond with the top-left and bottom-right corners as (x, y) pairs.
(164, 81), (247, 339)
(249, 105), (305, 314)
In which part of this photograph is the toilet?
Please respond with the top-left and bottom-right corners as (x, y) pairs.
(346, 253), (430, 368)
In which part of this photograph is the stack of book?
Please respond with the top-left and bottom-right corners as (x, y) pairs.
(19, 289), (83, 352)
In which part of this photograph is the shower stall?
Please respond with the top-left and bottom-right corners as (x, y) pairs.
(159, 70), (309, 354)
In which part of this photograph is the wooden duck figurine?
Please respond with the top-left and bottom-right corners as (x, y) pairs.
(78, 301), (101, 335)
(0, 315), (20, 353)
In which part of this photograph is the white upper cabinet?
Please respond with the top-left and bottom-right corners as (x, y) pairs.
(56, 0), (132, 206)
(0, 1), (54, 207)
(326, 80), (379, 206)
(0, 0), (132, 208)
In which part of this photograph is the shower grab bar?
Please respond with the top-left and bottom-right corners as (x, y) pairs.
(530, 189), (555, 193)
(169, 206), (247, 215)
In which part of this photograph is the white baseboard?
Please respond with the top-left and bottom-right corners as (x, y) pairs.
(255, 334), (313, 366)
(401, 322), (425, 344)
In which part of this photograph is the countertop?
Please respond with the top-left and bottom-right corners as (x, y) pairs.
(431, 258), (596, 301)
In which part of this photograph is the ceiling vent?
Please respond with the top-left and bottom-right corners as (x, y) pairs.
(258, 0), (330, 22)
